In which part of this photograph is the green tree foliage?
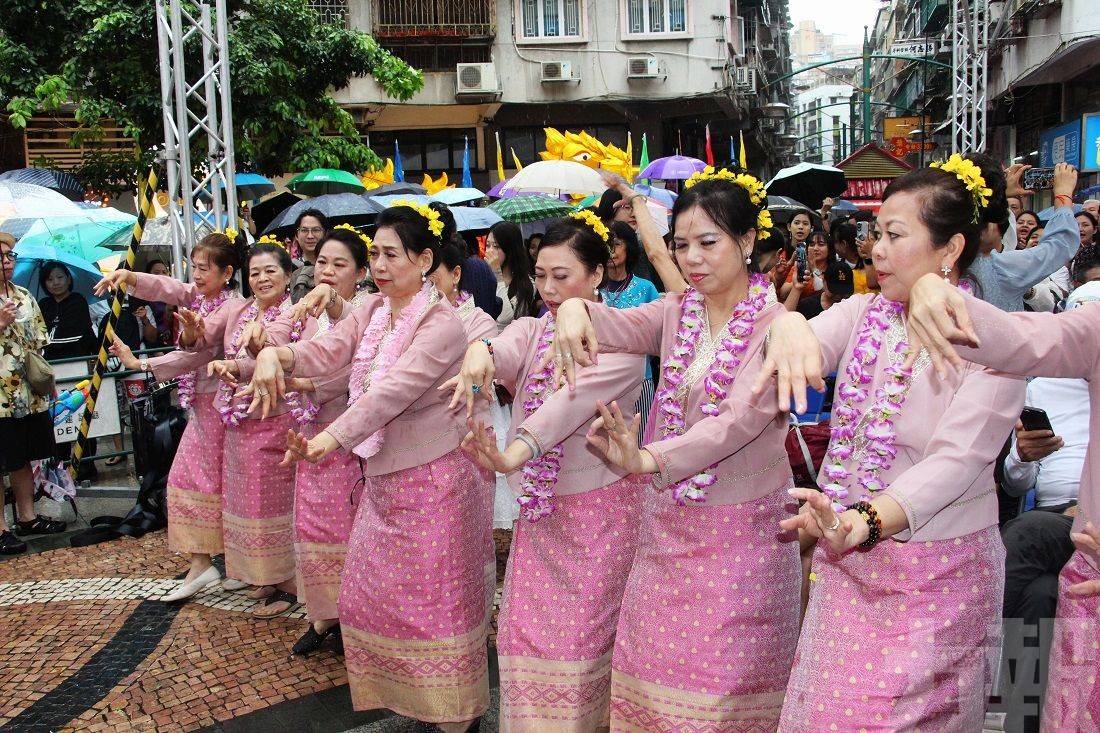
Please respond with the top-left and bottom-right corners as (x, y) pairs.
(0, 0), (422, 180)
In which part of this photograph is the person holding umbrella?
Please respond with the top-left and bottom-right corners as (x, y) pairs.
(0, 233), (65, 553)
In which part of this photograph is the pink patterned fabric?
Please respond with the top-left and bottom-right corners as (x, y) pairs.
(166, 393), (225, 555)
(1042, 551), (1100, 731)
(338, 447), (491, 722)
(496, 475), (645, 731)
(221, 413), (297, 586)
(780, 525), (1004, 731)
(293, 420), (367, 622)
(610, 485), (801, 731)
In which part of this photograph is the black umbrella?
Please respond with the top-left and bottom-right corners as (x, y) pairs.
(765, 195), (819, 226)
(366, 182), (427, 197)
(766, 163), (848, 211)
(0, 167), (85, 200)
(250, 191), (303, 234)
(262, 193), (384, 236)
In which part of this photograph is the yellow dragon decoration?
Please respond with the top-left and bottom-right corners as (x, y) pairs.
(540, 128), (637, 181)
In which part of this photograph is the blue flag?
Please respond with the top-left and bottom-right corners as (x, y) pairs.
(461, 136), (473, 188)
(393, 139), (405, 182)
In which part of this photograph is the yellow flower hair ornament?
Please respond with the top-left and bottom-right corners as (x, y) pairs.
(254, 233), (285, 249)
(684, 166), (772, 239)
(215, 226), (240, 242)
(566, 209), (612, 253)
(929, 153), (992, 223)
(333, 222), (373, 251)
(390, 199), (445, 238)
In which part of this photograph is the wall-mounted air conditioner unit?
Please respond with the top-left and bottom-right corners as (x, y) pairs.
(735, 67), (757, 91)
(627, 57), (660, 79)
(455, 63), (500, 95)
(541, 61), (577, 83)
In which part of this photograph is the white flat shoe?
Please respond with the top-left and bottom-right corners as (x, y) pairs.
(221, 578), (250, 592)
(160, 566), (221, 602)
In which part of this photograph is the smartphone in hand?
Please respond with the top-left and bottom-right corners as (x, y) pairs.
(795, 243), (808, 282)
(1020, 406), (1054, 433)
(1022, 167), (1055, 191)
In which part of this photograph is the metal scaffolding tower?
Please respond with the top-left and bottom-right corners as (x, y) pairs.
(950, 0), (989, 154)
(154, 0), (238, 278)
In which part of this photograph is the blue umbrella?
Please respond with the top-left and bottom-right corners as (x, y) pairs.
(200, 172), (276, 202)
(370, 195), (502, 232)
(633, 184), (676, 209)
(1037, 203), (1082, 220)
(12, 243), (109, 302)
(0, 167), (84, 200)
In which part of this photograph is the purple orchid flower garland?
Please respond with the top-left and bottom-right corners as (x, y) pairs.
(216, 295), (287, 426)
(176, 289), (233, 410)
(820, 297), (913, 507)
(653, 273), (770, 505)
(283, 317), (317, 425)
(516, 316), (563, 522)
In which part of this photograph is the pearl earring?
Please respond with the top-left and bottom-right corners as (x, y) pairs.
(745, 253), (752, 265)
(941, 265), (952, 282)
(421, 271), (427, 283)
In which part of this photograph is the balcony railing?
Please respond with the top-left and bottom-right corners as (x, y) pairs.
(373, 0), (495, 38)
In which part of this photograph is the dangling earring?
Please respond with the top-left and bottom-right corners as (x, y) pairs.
(421, 271), (427, 283)
(941, 264), (952, 282)
(744, 252), (752, 265)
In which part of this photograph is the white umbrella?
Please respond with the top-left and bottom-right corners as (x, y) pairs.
(0, 181), (84, 219)
(500, 160), (608, 197)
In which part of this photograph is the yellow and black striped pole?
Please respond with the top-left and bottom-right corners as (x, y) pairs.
(69, 167), (159, 480)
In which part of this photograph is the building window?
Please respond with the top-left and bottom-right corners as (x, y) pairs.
(520, 0), (583, 39)
(625, 0), (686, 34)
(307, 0), (348, 26)
(368, 129), (479, 174)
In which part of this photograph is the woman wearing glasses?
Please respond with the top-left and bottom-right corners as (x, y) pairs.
(289, 209), (328, 303)
(0, 235), (65, 554)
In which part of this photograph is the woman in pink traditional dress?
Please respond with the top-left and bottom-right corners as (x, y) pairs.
(98, 233), (240, 601)
(757, 155), (1025, 731)
(448, 213), (646, 732)
(214, 227), (374, 649)
(549, 171), (802, 730)
(180, 243), (300, 617)
(245, 204), (491, 732)
(902, 265), (1100, 731)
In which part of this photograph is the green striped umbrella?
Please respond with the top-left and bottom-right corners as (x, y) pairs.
(286, 168), (365, 196)
(487, 194), (575, 223)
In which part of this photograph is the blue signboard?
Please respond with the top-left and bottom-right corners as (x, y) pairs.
(1082, 113), (1100, 173)
(1039, 119), (1081, 168)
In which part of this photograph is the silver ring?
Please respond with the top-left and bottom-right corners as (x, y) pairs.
(563, 353), (574, 360)
(258, 389), (270, 397)
(825, 516), (841, 532)
(554, 352), (564, 359)
(470, 383), (481, 394)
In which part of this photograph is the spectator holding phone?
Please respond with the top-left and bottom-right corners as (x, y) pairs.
(786, 259), (855, 318)
(779, 228), (833, 301)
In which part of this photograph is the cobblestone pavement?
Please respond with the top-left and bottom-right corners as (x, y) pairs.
(0, 530), (510, 732)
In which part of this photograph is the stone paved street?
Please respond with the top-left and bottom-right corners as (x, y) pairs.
(0, 530), (508, 732)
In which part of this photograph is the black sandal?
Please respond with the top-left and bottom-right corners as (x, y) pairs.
(14, 515), (68, 536)
(0, 530), (28, 555)
(252, 590), (299, 618)
(292, 623), (341, 655)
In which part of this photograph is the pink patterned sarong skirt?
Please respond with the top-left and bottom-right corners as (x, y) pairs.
(221, 413), (297, 586)
(338, 447), (491, 723)
(779, 525), (1005, 732)
(610, 485), (802, 731)
(166, 393), (225, 555)
(1042, 551), (1100, 731)
(496, 475), (644, 732)
(294, 420), (367, 622)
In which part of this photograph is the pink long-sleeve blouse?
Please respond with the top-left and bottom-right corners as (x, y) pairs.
(951, 293), (1100, 565)
(130, 272), (236, 394)
(491, 314), (645, 496)
(284, 294), (476, 476)
(809, 293), (1025, 542)
(588, 294), (792, 506)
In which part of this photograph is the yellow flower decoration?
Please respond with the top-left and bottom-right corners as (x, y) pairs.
(333, 222), (373, 251)
(255, 233), (285, 249)
(390, 199), (445, 238)
(567, 209), (611, 249)
(930, 153), (992, 223)
(217, 227), (239, 242)
(684, 166), (772, 239)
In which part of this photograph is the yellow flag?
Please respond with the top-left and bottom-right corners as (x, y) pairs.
(738, 131), (748, 169)
(626, 133), (634, 183)
(495, 131), (506, 182)
(511, 148), (524, 171)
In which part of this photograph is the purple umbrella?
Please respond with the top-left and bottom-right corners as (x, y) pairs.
(638, 155), (707, 181)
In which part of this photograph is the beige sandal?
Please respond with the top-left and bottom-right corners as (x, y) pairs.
(247, 585), (276, 601)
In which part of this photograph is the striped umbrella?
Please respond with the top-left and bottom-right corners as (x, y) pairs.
(488, 194), (576, 223)
(0, 167), (85, 200)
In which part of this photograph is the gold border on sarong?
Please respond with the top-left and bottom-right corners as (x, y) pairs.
(295, 541), (347, 621)
(498, 651), (613, 732)
(343, 622), (490, 723)
(222, 512), (295, 586)
(166, 486), (224, 555)
(610, 669), (785, 730)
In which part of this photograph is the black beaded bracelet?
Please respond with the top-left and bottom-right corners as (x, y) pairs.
(480, 338), (494, 356)
(849, 501), (882, 549)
